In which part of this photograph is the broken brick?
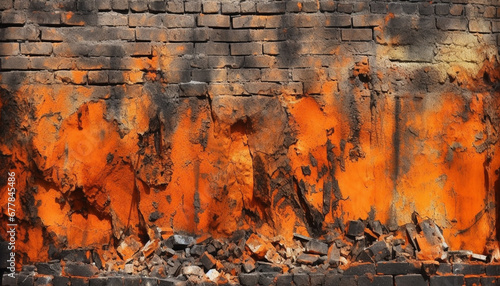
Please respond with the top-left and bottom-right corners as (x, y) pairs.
(200, 252), (217, 270)
(305, 239), (329, 255)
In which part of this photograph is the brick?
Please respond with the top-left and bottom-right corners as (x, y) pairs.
(464, 276), (480, 286)
(491, 20), (500, 32)
(419, 3), (433, 15)
(124, 43), (151, 56)
(401, 3), (417, 14)
(289, 14), (324, 27)
(222, 2), (240, 14)
(97, 12), (127, 26)
(148, 1), (166, 12)
(0, 43), (18, 55)
(394, 274), (427, 286)
(240, 2), (256, 14)
(344, 263), (376, 276)
(370, 2), (386, 13)
(166, 1), (184, 13)
(262, 69), (289, 82)
(256, 2), (286, 14)
(232, 15), (266, 28)
(292, 69), (318, 82)
(96, 0), (111, 11)
(388, 3), (403, 14)
(0, 26), (38, 41)
(0, 0), (12, 10)
(244, 55), (277, 68)
(263, 42), (280, 55)
(208, 83), (245, 95)
(136, 28), (169, 42)
(1, 11), (25, 24)
(452, 263), (485, 275)
(227, 69), (260, 81)
(484, 6), (496, 18)
(112, 0), (128, 11)
(35, 263), (63, 276)
(388, 46), (434, 63)
(210, 29), (250, 42)
(341, 29), (372, 41)
(88, 44), (126, 57)
(191, 69), (226, 82)
(195, 43), (228, 55)
(485, 264), (500, 276)
(31, 57), (74, 70)
(305, 239), (329, 255)
(21, 43), (52, 55)
(129, 14), (162, 27)
(53, 43), (90, 57)
(436, 17), (467, 31)
(353, 14), (384, 27)
(1, 56), (29, 69)
(55, 71), (87, 84)
(429, 275), (464, 286)
(338, 3), (353, 13)
(88, 71), (108, 84)
(322, 15), (351, 27)
(435, 4), (450, 15)
(239, 273), (260, 286)
(29, 11), (61, 25)
(250, 29), (286, 41)
(76, 57), (111, 70)
(320, 0), (336, 12)
(62, 12), (98, 26)
(450, 4), (464, 15)
(164, 14), (196, 27)
(77, 0), (96, 11)
(286, 1), (302, 12)
(197, 14), (230, 28)
(231, 43), (262, 56)
(358, 275), (393, 286)
(481, 277), (498, 286)
(208, 56), (244, 68)
(185, 2), (201, 13)
(129, 1), (147, 12)
(377, 262), (420, 275)
(169, 28), (208, 42)
(203, 1), (219, 13)
(163, 43), (194, 56)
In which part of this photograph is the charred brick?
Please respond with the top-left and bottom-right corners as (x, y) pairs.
(394, 274), (427, 286)
(430, 275), (465, 286)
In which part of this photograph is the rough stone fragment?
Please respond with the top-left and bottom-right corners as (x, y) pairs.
(296, 253), (320, 265)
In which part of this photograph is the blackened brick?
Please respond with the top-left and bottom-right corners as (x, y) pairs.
(388, 3), (403, 14)
(124, 43), (151, 56)
(0, 43), (19, 55)
(1, 56), (29, 69)
(344, 263), (376, 276)
(89, 277), (108, 286)
(62, 12), (98, 26)
(29, 11), (61, 25)
(449, 4), (464, 15)
(320, 0), (336, 12)
(293, 273), (309, 286)
(136, 28), (169, 42)
(162, 43), (194, 56)
(76, 57), (110, 70)
(338, 3), (353, 13)
(210, 29), (250, 42)
(208, 56), (244, 68)
(166, 1), (184, 13)
(97, 12), (127, 26)
(309, 273), (325, 286)
(395, 274), (427, 286)
(77, 0), (96, 11)
(429, 275), (464, 286)
(70, 277), (89, 286)
(169, 28), (208, 42)
(435, 4), (450, 15)
(276, 274), (293, 286)
(452, 263), (485, 275)
(437, 263), (452, 275)
(341, 29), (372, 41)
(1, 11), (25, 24)
(419, 3), (433, 15)
(21, 43), (52, 56)
(231, 43), (262, 56)
(0, 26), (39, 41)
(256, 2), (286, 14)
(325, 14), (351, 27)
(486, 264), (500, 276)
(239, 273), (260, 286)
(370, 2), (386, 13)
(481, 276), (498, 286)
(353, 14), (384, 27)
(227, 69), (260, 81)
(164, 14), (196, 27)
(192, 69), (226, 82)
(195, 43), (228, 56)
(148, 1), (166, 12)
(112, 0), (128, 11)
(31, 57), (74, 70)
(358, 275), (392, 286)
(36, 263), (62, 276)
(436, 17), (467, 31)
(140, 277), (158, 286)
(129, 13), (162, 27)
(401, 3), (418, 14)
(262, 69), (289, 82)
(88, 71), (108, 84)
(63, 262), (98, 277)
(250, 29), (286, 41)
(377, 262), (420, 275)
(96, 0), (111, 11)
(244, 55), (277, 68)
(339, 275), (357, 286)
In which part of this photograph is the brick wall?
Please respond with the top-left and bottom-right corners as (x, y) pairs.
(0, 0), (499, 264)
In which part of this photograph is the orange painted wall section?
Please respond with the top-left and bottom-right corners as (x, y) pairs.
(0, 0), (499, 265)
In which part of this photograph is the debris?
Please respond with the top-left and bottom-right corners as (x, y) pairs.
(346, 220), (365, 237)
(296, 253), (320, 265)
(200, 252), (217, 270)
(117, 235), (143, 261)
(245, 233), (273, 260)
(305, 239), (329, 256)
(206, 269), (220, 282)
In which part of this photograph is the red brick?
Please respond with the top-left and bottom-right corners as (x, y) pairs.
(352, 14), (383, 27)
(492, 20), (500, 32)
(208, 83), (245, 96)
(21, 43), (52, 55)
(263, 42), (279, 55)
(129, 13), (162, 27)
(0, 43), (19, 56)
(197, 14), (230, 28)
(262, 69), (289, 82)
(163, 43), (194, 56)
(163, 14), (196, 27)
(341, 29), (373, 41)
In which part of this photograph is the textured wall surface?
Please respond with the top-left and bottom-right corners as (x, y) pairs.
(0, 0), (499, 264)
